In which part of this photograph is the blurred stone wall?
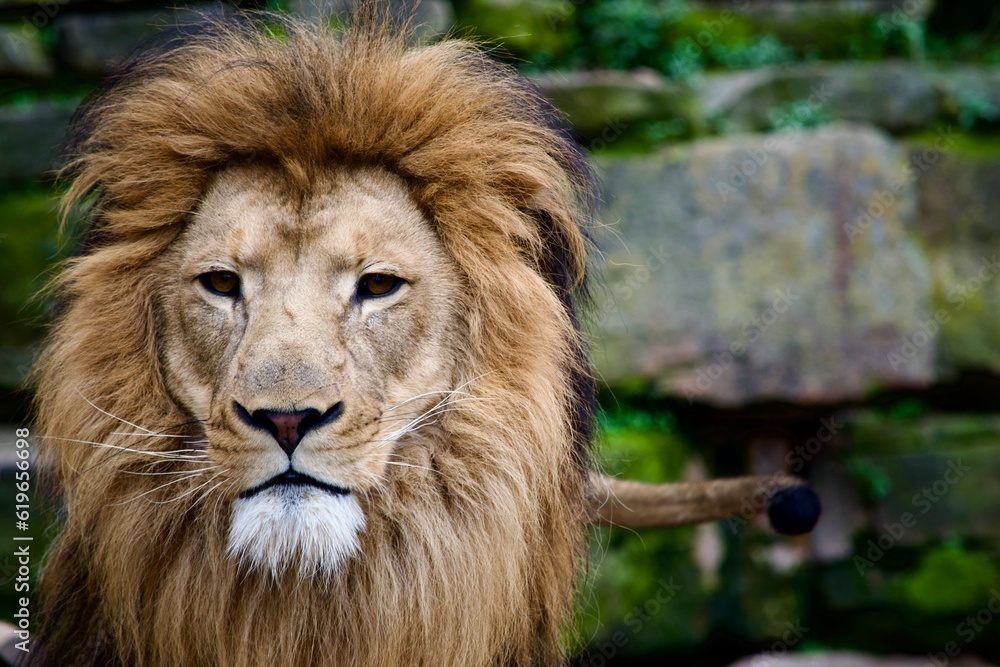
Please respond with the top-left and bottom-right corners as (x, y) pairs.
(1, 1), (1000, 665)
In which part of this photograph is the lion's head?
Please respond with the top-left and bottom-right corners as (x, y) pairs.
(32, 12), (595, 667)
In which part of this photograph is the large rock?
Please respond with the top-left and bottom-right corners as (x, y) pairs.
(590, 124), (932, 406)
(699, 62), (941, 133)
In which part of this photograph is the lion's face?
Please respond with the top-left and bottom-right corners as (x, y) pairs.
(158, 164), (464, 575)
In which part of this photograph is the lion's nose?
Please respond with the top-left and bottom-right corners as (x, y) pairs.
(235, 402), (344, 456)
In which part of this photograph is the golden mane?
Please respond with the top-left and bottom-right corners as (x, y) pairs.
(32, 10), (596, 667)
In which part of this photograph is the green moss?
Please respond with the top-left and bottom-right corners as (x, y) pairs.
(849, 458), (894, 502)
(889, 543), (1000, 615)
(910, 131), (1000, 160)
(932, 274), (1000, 371)
(670, 7), (755, 46)
(574, 0), (687, 72)
(597, 407), (689, 483)
(578, 118), (694, 155)
(602, 375), (657, 396)
(849, 410), (1000, 458)
(454, 0), (577, 66)
(576, 527), (706, 657)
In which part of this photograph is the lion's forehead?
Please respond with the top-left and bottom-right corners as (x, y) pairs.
(184, 165), (441, 279)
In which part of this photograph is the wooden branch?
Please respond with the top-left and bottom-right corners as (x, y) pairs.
(587, 473), (809, 530)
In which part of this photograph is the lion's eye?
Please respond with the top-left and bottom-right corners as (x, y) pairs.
(357, 273), (403, 299)
(198, 271), (240, 298)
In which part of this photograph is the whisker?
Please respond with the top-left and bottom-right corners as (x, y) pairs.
(377, 397), (487, 424)
(39, 435), (209, 460)
(76, 391), (163, 436)
(76, 392), (210, 443)
(382, 389), (474, 414)
(381, 372), (494, 414)
(121, 466), (219, 477)
(382, 397), (469, 435)
(193, 477), (229, 507)
(110, 431), (191, 439)
(151, 472), (227, 505)
(113, 472), (205, 505)
(374, 374), (498, 448)
(378, 402), (476, 444)
(384, 460), (439, 474)
(213, 479), (239, 519)
(92, 445), (206, 460)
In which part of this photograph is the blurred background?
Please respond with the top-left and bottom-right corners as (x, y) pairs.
(1, 0), (1000, 665)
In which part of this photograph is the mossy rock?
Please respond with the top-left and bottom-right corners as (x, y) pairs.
(908, 141), (1000, 374)
(932, 65), (1000, 131)
(711, 534), (810, 641)
(578, 528), (706, 658)
(590, 126), (932, 406)
(932, 273), (1000, 373)
(847, 409), (1000, 458)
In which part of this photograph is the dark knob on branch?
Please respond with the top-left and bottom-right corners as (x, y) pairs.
(767, 485), (821, 535)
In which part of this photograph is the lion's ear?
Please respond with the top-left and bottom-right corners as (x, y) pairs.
(587, 473), (821, 536)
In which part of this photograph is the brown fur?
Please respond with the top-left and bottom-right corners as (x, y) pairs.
(31, 10), (595, 667)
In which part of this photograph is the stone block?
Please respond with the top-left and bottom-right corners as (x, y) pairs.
(906, 136), (1000, 375)
(590, 124), (931, 406)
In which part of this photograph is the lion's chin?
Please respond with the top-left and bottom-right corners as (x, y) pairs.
(226, 485), (366, 578)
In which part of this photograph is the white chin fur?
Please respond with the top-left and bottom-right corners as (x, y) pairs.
(227, 486), (365, 578)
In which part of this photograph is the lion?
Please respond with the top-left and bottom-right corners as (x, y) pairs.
(19, 9), (818, 667)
